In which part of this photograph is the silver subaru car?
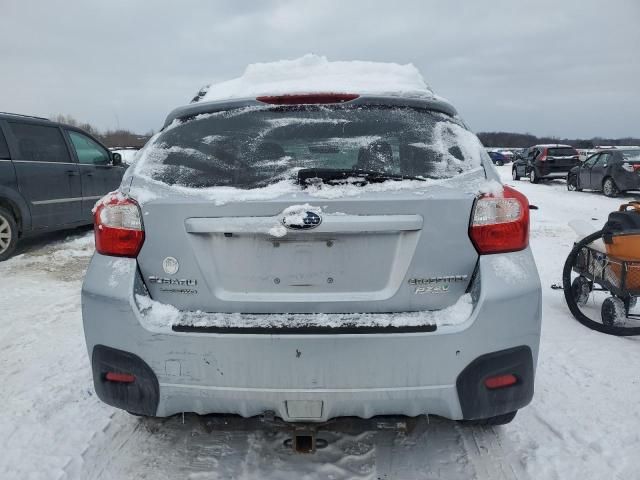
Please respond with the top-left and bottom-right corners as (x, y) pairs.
(82, 91), (541, 426)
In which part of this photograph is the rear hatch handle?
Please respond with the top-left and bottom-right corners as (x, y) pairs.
(185, 214), (423, 234)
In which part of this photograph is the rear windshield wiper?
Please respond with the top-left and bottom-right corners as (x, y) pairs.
(297, 168), (426, 186)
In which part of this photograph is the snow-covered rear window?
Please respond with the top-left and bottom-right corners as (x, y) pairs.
(136, 105), (485, 189)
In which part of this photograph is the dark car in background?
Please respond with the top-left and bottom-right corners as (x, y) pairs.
(567, 149), (640, 197)
(487, 151), (510, 166)
(512, 144), (580, 183)
(0, 112), (125, 260)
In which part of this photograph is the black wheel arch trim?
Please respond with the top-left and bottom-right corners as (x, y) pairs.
(91, 345), (160, 416)
(456, 346), (534, 420)
(0, 186), (31, 233)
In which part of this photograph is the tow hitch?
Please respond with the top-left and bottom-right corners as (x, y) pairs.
(198, 411), (417, 454)
(191, 411), (422, 454)
(265, 411), (415, 454)
(283, 428), (326, 453)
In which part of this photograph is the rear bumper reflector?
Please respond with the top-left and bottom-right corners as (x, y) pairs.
(484, 373), (517, 389)
(105, 372), (136, 383)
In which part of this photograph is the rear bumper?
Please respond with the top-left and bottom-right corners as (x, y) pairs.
(82, 250), (542, 422)
(535, 162), (577, 178)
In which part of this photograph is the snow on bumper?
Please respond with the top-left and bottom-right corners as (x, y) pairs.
(81, 251), (541, 421)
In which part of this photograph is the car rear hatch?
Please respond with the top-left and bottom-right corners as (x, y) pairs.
(114, 97), (501, 320)
(133, 187), (479, 314)
(543, 147), (580, 172)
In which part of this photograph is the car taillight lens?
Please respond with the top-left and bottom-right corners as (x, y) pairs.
(538, 154), (547, 162)
(469, 185), (529, 254)
(622, 162), (640, 173)
(94, 196), (145, 257)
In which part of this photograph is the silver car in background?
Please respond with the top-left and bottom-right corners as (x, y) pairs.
(82, 92), (541, 425)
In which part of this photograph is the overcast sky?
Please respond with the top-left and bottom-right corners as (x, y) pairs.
(1, 0), (638, 138)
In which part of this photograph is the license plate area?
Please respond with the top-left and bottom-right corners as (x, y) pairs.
(195, 230), (412, 295)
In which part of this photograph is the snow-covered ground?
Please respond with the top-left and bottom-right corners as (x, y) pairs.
(1, 166), (639, 479)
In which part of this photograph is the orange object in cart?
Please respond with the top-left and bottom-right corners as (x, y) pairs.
(603, 202), (640, 290)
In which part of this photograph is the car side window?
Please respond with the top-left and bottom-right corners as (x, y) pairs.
(68, 131), (110, 165)
(609, 153), (622, 164)
(583, 154), (600, 167)
(9, 122), (71, 163)
(595, 153), (610, 167)
(0, 128), (10, 159)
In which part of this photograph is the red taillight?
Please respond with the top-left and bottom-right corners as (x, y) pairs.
(469, 185), (529, 254)
(484, 374), (517, 389)
(256, 93), (359, 105)
(105, 372), (136, 383)
(94, 195), (145, 257)
(538, 154), (547, 162)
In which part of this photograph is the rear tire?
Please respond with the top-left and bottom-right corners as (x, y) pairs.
(460, 410), (517, 426)
(529, 168), (539, 184)
(512, 168), (521, 181)
(0, 207), (18, 262)
(603, 177), (619, 197)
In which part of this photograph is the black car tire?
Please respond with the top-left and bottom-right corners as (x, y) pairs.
(529, 168), (540, 184)
(602, 177), (619, 197)
(459, 410), (517, 426)
(495, 160), (504, 166)
(512, 168), (521, 181)
(0, 207), (18, 262)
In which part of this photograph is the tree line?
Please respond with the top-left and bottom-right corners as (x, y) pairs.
(51, 114), (152, 148)
(477, 131), (640, 149)
(52, 114), (637, 150)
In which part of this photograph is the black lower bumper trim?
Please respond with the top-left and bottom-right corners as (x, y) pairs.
(92, 345), (159, 416)
(456, 346), (534, 420)
(172, 324), (437, 334)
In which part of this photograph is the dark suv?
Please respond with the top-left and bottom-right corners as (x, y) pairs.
(0, 112), (125, 260)
(567, 149), (640, 197)
(512, 144), (580, 183)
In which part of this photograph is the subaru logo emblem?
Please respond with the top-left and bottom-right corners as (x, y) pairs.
(282, 211), (322, 230)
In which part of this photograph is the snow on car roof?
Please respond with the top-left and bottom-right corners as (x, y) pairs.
(198, 54), (437, 103)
